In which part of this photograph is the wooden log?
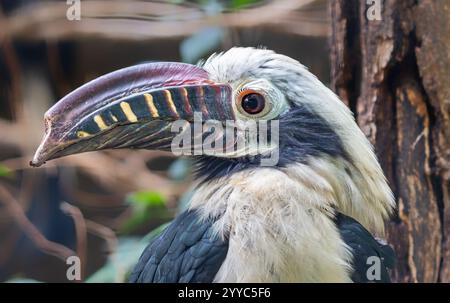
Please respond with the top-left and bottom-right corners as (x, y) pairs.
(330, 0), (449, 282)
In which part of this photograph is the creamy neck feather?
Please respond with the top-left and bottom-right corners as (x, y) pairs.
(189, 162), (359, 282)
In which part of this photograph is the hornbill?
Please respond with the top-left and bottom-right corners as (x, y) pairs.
(31, 47), (395, 282)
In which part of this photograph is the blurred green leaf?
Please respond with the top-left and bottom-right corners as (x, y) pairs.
(120, 191), (170, 234)
(0, 164), (12, 177)
(231, 0), (261, 9)
(126, 191), (165, 207)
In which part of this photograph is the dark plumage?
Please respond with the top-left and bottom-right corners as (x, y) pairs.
(129, 210), (228, 283)
(130, 211), (395, 283)
(336, 213), (395, 283)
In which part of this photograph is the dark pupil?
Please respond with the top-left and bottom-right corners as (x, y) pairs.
(241, 93), (265, 114)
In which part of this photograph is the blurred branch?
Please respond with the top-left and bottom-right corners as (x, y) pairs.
(0, 184), (76, 262)
(0, 225), (21, 267)
(60, 201), (87, 281)
(85, 219), (118, 256)
(58, 150), (177, 198)
(84, 219), (120, 280)
(0, 134), (180, 200)
(0, 0), (329, 41)
(0, 7), (21, 120)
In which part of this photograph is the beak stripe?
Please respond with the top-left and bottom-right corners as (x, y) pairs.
(77, 130), (91, 138)
(180, 87), (193, 116)
(144, 93), (159, 118)
(203, 86), (222, 120)
(163, 90), (180, 118)
(94, 114), (108, 130)
(110, 113), (118, 122)
(120, 101), (138, 122)
(196, 86), (209, 118)
(212, 85), (226, 121)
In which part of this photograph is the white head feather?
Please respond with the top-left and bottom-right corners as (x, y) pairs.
(199, 47), (394, 235)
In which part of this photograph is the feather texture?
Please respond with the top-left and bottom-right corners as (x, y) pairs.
(336, 213), (395, 283)
(129, 210), (228, 283)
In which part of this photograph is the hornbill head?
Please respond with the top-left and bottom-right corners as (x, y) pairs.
(31, 47), (394, 235)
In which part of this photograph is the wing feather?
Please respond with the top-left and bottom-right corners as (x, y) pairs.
(129, 210), (228, 283)
(336, 213), (395, 283)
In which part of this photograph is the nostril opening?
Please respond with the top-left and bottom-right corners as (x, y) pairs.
(44, 116), (51, 134)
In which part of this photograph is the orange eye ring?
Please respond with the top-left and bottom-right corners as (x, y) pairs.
(237, 89), (266, 116)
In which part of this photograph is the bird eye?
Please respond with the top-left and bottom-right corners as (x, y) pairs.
(241, 93), (265, 114)
(235, 80), (285, 120)
(239, 92), (266, 115)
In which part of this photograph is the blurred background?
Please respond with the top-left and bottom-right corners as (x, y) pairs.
(0, 0), (331, 282)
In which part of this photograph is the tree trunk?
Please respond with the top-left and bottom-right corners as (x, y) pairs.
(329, 0), (449, 282)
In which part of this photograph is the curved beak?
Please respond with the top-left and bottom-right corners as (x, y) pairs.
(30, 62), (234, 167)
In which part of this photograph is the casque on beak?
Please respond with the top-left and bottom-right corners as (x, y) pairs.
(30, 62), (234, 167)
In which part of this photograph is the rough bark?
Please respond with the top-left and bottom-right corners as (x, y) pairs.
(330, 0), (449, 282)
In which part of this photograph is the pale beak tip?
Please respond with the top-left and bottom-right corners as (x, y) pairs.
(29, 159), (42, 167)
(30, 153), (46, 167)
(30, 134), (54, 167)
